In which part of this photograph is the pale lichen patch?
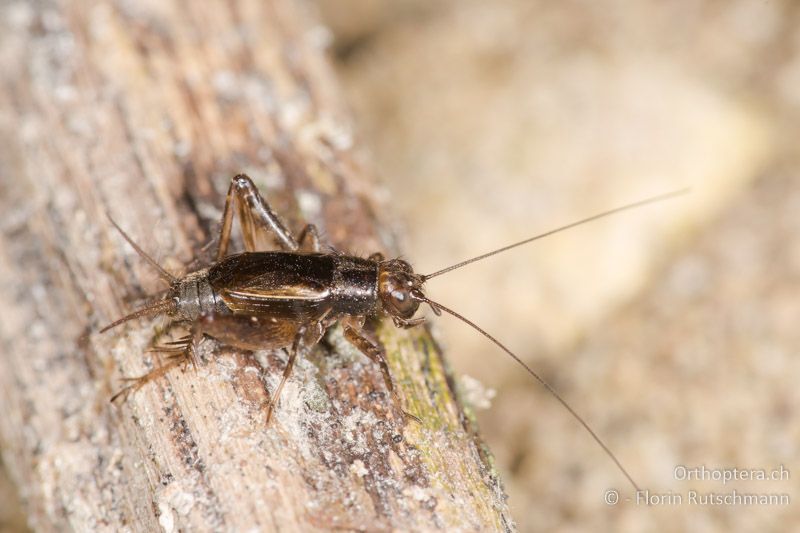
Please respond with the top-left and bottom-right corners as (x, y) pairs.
(350, 459), (368, 478)
(459, 374), (496, 411)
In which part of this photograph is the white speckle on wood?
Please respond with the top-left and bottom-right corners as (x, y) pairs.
(173, 139), (192, 158)
(459, 374), (496, 410)
(278, 94), (310, 130)
(405, 485), (430, 502)
(306, 25), (333, 50)
(213, 70), (239, 101)
(6, 2), (34, 27)
(212, 355), (239, 382)
(157, 502), (175, 533)
(299, 113), (353, 152)
(350, 459), (368, 478)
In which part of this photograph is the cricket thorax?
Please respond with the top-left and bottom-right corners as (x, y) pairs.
(330, 255), (381, 314)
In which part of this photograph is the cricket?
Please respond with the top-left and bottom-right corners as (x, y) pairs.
(101, 173), (686, 492)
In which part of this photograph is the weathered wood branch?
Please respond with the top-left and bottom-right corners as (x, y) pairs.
(0, 1), (512, 531)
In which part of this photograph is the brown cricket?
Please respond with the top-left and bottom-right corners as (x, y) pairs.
(101, 173), (685, 491)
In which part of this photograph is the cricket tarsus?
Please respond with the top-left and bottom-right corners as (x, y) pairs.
(102, 173), (682, 490)
(109, 352), (189, 403)
(423, 188), (689, 279)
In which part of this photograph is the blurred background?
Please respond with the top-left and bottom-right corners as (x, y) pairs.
(317, 0), (798, 532)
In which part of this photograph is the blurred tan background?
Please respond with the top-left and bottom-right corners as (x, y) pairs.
(317, 0), (798, 532)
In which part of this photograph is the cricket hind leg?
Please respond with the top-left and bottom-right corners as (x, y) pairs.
(216, 174), (324, 259)
(342, 318), (420, 423)
(111, 312), (295, 403)
(197, 313), (299, 352)
(196, 313), (313, 425)
(263, 321), (325, 424)
(216, 174), (299, 259)
(110, 352), (190, 403)
(265, 326), (306, 425)
(111, 321), (203, 403)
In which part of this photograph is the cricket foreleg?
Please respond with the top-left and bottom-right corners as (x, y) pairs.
(342, 320), (419, 422)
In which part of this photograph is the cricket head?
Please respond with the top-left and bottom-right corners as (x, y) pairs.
(377, 259), (433, 326)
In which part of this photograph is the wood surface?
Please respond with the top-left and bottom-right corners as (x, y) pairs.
(0, 1), (513, 531)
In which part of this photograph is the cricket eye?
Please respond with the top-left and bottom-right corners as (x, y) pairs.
(379, 272), (420, 318)
(391, 287), (408, 304)
(391, 286), (419, 316)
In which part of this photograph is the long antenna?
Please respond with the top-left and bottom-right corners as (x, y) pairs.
(417, 294), (642, 492)
(424, 188), (689, 279)
(107, 215), (176, 283)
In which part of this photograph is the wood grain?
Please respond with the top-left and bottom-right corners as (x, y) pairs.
(0, 1), (513, 531)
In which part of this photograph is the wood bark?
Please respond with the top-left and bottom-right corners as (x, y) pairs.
(0, 1), (513, 532)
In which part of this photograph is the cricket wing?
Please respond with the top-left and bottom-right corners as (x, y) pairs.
(219, 281), (330, 317)
(210, 252), (335, 317)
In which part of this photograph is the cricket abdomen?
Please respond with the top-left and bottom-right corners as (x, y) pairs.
(175, 269), (228, 320)
(207, 252), (379, 321)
